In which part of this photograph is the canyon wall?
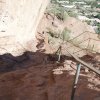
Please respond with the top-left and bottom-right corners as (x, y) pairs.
(0, 0), (49, 56)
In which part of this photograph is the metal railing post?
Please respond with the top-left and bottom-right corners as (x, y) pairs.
(71, 63), (81, 100)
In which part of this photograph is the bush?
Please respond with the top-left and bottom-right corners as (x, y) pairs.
(85, 20), (91, 25)
(95, 27), (100, 34)
(95, 14), (100, 19)
(61, 28), (71, 41)
(67, 11), (78, 18)
(91, 1), (98, 8)
(47, 28), (61, 38)
(46, 3), (68, 21)
(47, 27), (71, 41)
(96, 4), (100, 8)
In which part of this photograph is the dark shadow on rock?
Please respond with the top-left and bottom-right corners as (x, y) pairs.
(0, 51), (74, 73)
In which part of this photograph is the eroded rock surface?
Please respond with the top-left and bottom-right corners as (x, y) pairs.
(0, 0), (49, 56)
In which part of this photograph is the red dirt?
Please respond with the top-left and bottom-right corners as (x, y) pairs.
(0, 52), (99, 100)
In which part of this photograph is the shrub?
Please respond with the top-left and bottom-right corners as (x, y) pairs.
(47, 28), (61, 38)
(61, 28), (71, 41)
(95, 27), (100, 34)
(67, 11), (78, 18)
(95, 14), (100, 19)
(46, 1), (68, 21)
(47, 27), (71, 41)
(85, 20), (91, 25)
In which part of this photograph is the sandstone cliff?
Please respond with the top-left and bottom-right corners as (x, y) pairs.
(0, 0), (49, 56)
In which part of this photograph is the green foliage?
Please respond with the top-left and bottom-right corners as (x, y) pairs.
(47, 27), (71, 41)
(56, 11), (68, 21)
(51, 0), (57, 3)
(91, 1), (98, 8)
(61, 28), (71, 41)
(94, 23), (100, 34)
(95, 27), (100, 34)
(67, 11), (78, 18)
(47, 28), (61, 38)
(46, 3), (68, 21)
(95, 14), (100, 19)
(46, 4), (60, 15)
(96, 4), (100, 8)
(85, 20), (91, 25)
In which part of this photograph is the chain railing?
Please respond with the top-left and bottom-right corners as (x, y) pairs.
(55, 31), (100, 100)
(63, 31), (100, 55)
